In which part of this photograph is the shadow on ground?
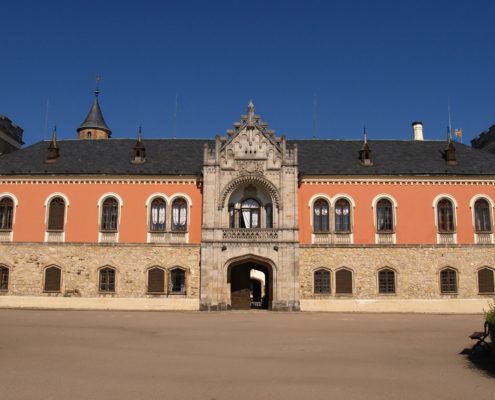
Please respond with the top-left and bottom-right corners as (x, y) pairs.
(460, 346), (495, 378)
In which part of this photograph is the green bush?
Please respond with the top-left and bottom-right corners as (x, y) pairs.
(486, 301), (495, 325)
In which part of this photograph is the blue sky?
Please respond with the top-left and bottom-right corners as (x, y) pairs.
(2, 0), (494, 145)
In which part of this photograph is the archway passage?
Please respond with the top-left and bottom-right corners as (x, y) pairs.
(228, 261), (272, 310)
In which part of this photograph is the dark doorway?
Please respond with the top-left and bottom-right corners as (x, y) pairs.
(228, 261), (272, 310)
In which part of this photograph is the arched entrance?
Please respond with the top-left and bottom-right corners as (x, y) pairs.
(228, 260), (273, 310)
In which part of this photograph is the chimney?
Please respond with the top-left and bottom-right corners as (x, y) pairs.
(412, 122), (424, 141)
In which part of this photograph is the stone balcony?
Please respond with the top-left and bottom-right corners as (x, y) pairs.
(222, 228), (279, 241)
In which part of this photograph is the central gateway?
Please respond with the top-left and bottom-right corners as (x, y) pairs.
(229, 260), (273, 310)
(200, 102), (300, 311)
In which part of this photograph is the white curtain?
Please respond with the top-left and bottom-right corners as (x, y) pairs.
(158, 205), (165, 224)
(242, 209), (251, 228)
(152, 207), (158, 224)
(252, 210), (259, 228)
(179, 205), (186, 226)
(173, 206), (179, 225)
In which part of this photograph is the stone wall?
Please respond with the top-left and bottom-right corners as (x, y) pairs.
(0, 243), (200, 301)
(299, 245), (495, 312)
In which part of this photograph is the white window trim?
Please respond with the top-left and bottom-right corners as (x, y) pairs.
(331, 194), (355, 243)
(0, 193), (19, 242)
(169, 193), (192, 243)
(146, 193), (169, 243)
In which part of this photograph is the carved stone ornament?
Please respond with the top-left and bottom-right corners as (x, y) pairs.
(237, 160), (264, 176)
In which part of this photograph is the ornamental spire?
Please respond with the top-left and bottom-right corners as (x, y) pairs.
(77, 77), (112, 139)
(46, 125), (60, 163)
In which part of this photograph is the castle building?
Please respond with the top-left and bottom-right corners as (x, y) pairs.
(0, 92), (494, 312)
(0, 115), (23, 155)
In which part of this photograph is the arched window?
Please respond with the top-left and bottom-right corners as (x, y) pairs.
(101, 197), (119, 231)
(440, 268), (457, 294)
(266, 203), (273, 229)
(335, 269), (353, 295)
(478, 268), (495, 294)
(474, 199), (492, 233)
(228, 204), (236, 228)
(0, 197), (14, 230)
(335, 198), (351, 233)
(0, 266), (9, 291)
(47, 197), (65, 231)
(172, 198), (187, 231)
(240, 199), (260, 229)
(99, 267), (116, 292)
(378, 268), (396, 294)
(44, 266), (62, 292)
(376, 198), (393, 233)
(170, 268), (186, 294)
(314, 269), (330, 294)
(437, 199), (455, 233)
(313, 199), (329, 233)
(147, 267), (165, 294)
(149, 198), (166, 232)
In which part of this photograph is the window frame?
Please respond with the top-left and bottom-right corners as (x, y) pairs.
(437, 198), (456, 234)
(99, 267), (116, 293)
(149, 197), (167, 232)
(239, 198), (261, 229)
(43, 265), (62, 293)
(439, 267), (458, 294)
(313, 198), (330, 233)
(0, 196), (14, 231)
(378, 268), (396, 295)
(335, 267), (353, 295)
(147, 267), (166, 294)
(100, 196), (120, 232)
(171, 198), (188, 232)
(313, 268), (331, 295)
(47, 197), (66, 232)
(375, 198), (394, 233)
(0, 265), (9, 292)
(473, 198), (493, 233)
(334, 197), (352, 233)
(477, 267), (495, 294)
(169, 267), (186, 294)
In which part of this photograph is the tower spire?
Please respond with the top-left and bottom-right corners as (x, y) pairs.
(359, 125), (373, 166)
(131, 125), (146, 164)
(77, 79), (112, 139)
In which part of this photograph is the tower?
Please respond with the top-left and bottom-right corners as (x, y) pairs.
(77, 86), (112, 140)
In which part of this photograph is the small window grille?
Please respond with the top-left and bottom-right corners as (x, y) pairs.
(99, 268), (116, 292)
(440, 268), (457, 294)
(335, 269), (353, 294)
(378, 269), (395, 294)
(478, 268), (495, 294)
(170, 269), (185, 294)
(314, 269), (330, 294)
(0, 266), (9, 291)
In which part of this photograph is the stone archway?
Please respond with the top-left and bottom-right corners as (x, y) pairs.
(227, 259), (273, 310)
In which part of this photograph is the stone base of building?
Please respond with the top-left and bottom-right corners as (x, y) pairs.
(0, 296), (199, 311)
(300, 298), (491, 314)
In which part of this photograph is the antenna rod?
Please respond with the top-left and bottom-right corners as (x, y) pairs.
(173, 94), (178, 138)
(312, 93), (318, 139)
(43, 98), (50, 140)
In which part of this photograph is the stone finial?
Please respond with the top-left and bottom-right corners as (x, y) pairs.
(46, 125), (60, 163)
(359, 126), (373, 166)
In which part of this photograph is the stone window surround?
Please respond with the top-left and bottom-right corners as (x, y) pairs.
(438, 266), (459, 295)
(376, 267), (397, 295)
(0, 193), (18, 242)
(432, 194), (458, 244)
(43, 264), (63, 293)
(477, 266), (495, 295)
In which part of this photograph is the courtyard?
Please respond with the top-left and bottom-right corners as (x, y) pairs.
(0, 310), (493, 399)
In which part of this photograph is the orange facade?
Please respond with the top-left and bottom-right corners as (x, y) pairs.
(3, 181), (202, 244)
(298, 180), (495, 244)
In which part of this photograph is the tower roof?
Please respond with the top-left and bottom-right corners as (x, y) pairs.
(77, 91), (112, 137)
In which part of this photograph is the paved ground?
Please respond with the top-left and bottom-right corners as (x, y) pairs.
(0, 310), (493, 400)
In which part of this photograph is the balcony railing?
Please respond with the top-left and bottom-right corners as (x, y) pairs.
(438, 233), (456, 245)
(313, 233), (352, 244)
(475, 233), (493, 244)
(46, 231), (64, 243)
(0, 230), (12, 242)
(222, 228), (279, 241)
(376, 233), (394, 245)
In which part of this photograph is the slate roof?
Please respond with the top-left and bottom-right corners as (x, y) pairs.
(0, 138), (494, 177)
